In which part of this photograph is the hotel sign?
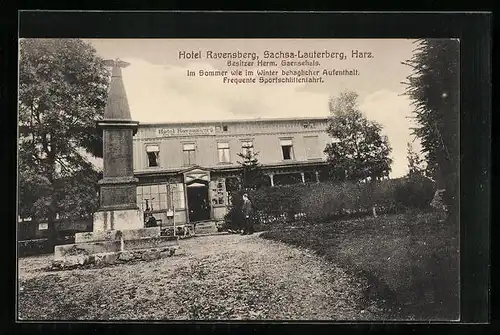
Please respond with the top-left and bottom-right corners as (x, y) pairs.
(156, 126), (216, 137)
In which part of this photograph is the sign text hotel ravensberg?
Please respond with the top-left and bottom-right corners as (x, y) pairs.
(157, 126), (216, 137)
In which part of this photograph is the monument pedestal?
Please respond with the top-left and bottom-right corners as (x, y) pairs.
(92, 208), (143, 232)
(52, 226), (179, 269)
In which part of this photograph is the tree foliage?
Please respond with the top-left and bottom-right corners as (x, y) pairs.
(18, 38), (109, 241)
(55, 169), (101, 220)
(324, 90), (393, 181)
(403, 39), (459, 214)
(236, 150), (269, 191)
(406, 142), (427, 178)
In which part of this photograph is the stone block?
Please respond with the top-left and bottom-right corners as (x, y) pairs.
(68, 255), (88, 267)
(51, 255), (91, 269)
(94, 252), (120, 265)
(123, 236), (178, 250)
(121, 227), (161, 240)
(160, 247), (177, 258)
(141, 249), (160, 261)
(194, 221), (218, 235)
(54, 240), (122, 260)
(93, 208), (144, 232)
(75, 230), (122, 243)
(118, 251), (135, 262)
(99, 183), (137, 208)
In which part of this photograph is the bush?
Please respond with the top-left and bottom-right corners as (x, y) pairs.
(223, 186), (304, 230)
(394, 175), (435, 210)
(223, 177), (436, 226)
(250, 185), (307, 221)
(301, 181), (377, 222)
(223, 206), (245, 231)
(301, 178), (435, 222)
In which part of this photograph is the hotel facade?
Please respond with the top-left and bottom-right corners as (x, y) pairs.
(133, 116), (331, 226)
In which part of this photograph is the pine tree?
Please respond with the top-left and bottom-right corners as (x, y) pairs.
(236, 150), (268, 191)
(403, 39), (459, 216)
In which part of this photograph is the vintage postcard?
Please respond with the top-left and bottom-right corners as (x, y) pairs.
(17, 37), (461, 321)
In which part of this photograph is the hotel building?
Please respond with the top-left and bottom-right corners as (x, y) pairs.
(133, 116), (331, 226)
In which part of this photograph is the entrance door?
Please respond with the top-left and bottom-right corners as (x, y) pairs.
(187, 184), (211, 222)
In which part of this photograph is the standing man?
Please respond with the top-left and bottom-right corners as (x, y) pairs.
(241, 193), (253, 235)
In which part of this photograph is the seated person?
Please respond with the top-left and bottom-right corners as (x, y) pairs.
(145, 214), (157, 228)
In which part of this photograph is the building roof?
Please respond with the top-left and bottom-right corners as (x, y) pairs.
(134, 160), (328, 177)
(138, 116), (330, 127)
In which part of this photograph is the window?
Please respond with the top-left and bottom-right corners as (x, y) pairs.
(217, 142), (231, 163)
(304, 136), (320, 159)
(280, 139), (294, 160)
(137, 184), (166, 211)
(222, 125), (228, 132)
(137, 183), (185, 211)
(182, 143), (196, 166)
(146, 145), (159, 167)
(241, 140), (254, 157)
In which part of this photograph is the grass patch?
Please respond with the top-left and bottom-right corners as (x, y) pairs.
(259, 211), (459, 320)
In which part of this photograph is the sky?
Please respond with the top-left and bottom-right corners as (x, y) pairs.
(86, 38), (421, 178)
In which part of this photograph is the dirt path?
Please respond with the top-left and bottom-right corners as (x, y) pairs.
(18, 233), (380, 320)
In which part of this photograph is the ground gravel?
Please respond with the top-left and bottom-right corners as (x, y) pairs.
(18, 232), (379, 320)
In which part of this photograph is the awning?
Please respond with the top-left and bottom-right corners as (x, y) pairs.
(146, 145), (159, 152)
(280, 139), (293, 146)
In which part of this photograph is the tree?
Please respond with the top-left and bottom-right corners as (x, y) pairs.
(403, 39), (459, 216)
(406, 141), (427, 178)
(55, 168), (102, 221)
(324, 90), (393, 182)
(236, 150), (269, 191)
(18, 38), (109, 245)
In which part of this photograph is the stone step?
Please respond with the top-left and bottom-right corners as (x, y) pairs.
(75, 230), (122, 243)
(54, 240), (122, 260)
(119, 246), (179, 262)
(122, 236), (179, 251)
(195, 231), (229, 237)
(121, 227), (161, 240)
(194, 221), (218, 235)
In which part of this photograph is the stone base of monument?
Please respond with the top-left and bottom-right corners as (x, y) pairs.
(92, 208), (144, 232)
(50, 226), (179, 270)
